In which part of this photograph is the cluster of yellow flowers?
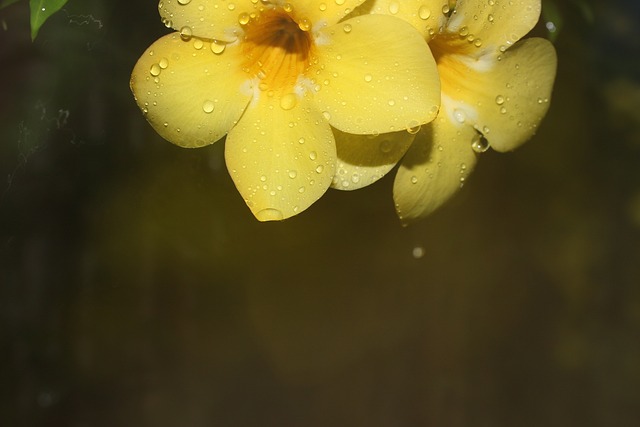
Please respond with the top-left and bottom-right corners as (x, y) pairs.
(131, 0), (557, 223)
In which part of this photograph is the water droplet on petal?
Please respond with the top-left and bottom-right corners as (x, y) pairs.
(211, 40), (225, 54)
(180, 26), (193, 40)
(202, 100), (215, 113)
(256, 208), (284, 221)
(177, 0), (191, 4)
(150, 64), (161, 76)
(495, 95), (505, 105)
(279, 93), (297, 110)
(453, 108), (466, 123)
(418, 6), (431, 20)
(471, 134), (490, 153)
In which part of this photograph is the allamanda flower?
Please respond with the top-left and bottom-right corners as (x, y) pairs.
(131, 0), (441, 221)
(355, 0), (557, 223)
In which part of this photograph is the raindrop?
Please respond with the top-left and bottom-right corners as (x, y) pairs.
(343, 23), (352, 33)
(380, 139), (393, 153)
(406, 120), (421, 134)
(418, 6), (431, 20)
(471, 134), (490, 153)
(315, 165), (324, 173)
(211, 40), (225, 54)
(453, 108), (466, 123)
(279, 93), (297, 110)
(363, 74), (373, 82)
(412, 246), (425, 259)
(177, 0), (191, 4)
(238, 13), (250, 25)
(411, 176), (418, 184)
(309, 151), (318, 160)
(288, 170), (297, 179)
(180, 26), (193, 40)
(202, 100), (215, 113)
(388, 2), (399, 14)
(495, 95), (505, 105)
(256, 208), (284, 221)
(158, 57), (169, 69)
(149, 63), (161, 76)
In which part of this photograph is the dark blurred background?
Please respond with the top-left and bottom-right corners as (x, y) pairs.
(1, 0), (639, 426)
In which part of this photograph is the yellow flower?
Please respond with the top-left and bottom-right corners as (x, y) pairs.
(130, 0), (441, 221)
(357, 0), (557, 223)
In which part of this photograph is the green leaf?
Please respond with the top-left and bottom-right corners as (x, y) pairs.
(29, 0), (68, 40)
(0, 0), (24, 10)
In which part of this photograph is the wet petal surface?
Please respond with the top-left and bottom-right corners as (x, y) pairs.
(350, 0), (450, 41)
(225, 93), (336, 221)
(394, 113), (478, 224)
(438, 37), (557, 152)
(310, 14), (440, 135)
(331, 129), (415, 191)
(130, 33), (251, 148)
(159, 0), (255, 42)
(446, 0), (542, 54)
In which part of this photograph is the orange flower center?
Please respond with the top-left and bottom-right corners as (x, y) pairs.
(241, 9), (312, 94)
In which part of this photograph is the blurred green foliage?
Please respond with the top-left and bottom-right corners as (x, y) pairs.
(0, 0), (68, 40)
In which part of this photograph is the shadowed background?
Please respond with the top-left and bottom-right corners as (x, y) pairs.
(1, 0), (639, 426)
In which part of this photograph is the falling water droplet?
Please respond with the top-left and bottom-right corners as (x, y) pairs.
(471, 134), (490, 153)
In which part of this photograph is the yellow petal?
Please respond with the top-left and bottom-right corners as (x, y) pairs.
(446, 0), (541, 53)
(158, 0), (255, 42)
(439, 37), (557, 152)
(331, 129), (415, 191)
(310, 14), (440, 135)
(225, 93), (336, 221)
(289, 0), (366, 27)
(130, 33), (252, 148)
(394, 114), (479, 224)
(350, 0), (450, 41)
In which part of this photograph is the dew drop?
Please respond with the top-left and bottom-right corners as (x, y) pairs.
(495, 95), (505, 105)
(471, 134), (490, 153)
(180, 26), (193, 40)
(315, 165), (324, 173)
(388, 2), (399, 14)
(418, 6), (431, 20)
(380, 139), (393, 153)
(279, 93), (297, 110)
(177, 0), (191, 4)
(309, 151), (317, 160)
(256, 208), (283, 221)
(453, 108), (466, 123)
(411, 176), (418, 184)
(202, 100), (215, 113)
(211, 40), (226, 54)
(158, 58), (169, 69)
(149, 63), (161, 76)
(406, 120), (421, 134)
(363, 74), (372, 82)
(343, 23), (352, 33)
(288, 170), (297, 179)
(238, 13), (250, 25)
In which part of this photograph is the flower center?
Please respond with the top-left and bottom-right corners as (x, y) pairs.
(241, 9), (312, 94)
